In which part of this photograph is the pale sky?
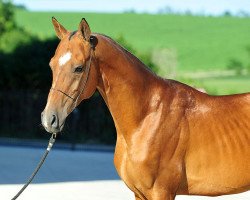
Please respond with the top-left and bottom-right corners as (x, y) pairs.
(13, 0), (250, 15)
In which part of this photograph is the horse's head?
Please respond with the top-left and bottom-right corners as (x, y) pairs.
(41, 17), (98, 133)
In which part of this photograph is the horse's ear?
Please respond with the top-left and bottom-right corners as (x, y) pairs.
(78, 18), (91, 41)
(52, 17), (67, 40)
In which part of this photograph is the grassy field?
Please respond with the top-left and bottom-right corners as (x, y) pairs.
(186, 76), (250, 95)
(15, 10), (250, 94)
(15, 10), (250, 71)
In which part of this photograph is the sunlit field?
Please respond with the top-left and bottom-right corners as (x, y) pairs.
(15, 10), (250, 95)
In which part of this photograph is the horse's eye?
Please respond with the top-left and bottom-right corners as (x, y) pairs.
(74, 66), (83, 73)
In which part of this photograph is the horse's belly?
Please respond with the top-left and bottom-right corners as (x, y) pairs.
(186, 108), (250, 196)
(185, 150), (250, 195)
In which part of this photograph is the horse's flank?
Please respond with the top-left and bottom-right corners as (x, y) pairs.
(94, 33), (250, 196)
(186, 94), (250, 195)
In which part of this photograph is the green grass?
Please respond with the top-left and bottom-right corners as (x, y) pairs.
(14, 10), (250, 95)
(15, 10), (250, 72)
(180, 75), (250, 95)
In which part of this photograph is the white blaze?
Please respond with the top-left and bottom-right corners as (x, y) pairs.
(59, 52), (72, 67)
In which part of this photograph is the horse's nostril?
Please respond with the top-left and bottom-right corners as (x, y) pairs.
(51, 114), (57, 127)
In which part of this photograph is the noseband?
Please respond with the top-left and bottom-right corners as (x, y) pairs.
(50, 48), (94, 109)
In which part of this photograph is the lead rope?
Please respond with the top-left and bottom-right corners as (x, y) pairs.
(11, 133), (57, 200)
(12, 40), (94, 200)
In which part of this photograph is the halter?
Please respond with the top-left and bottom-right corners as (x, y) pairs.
(50, 48), (94, 111)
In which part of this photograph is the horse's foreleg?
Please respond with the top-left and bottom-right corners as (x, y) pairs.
(135, 194), (142, 200)
(150, 188), (176, 200)
(151, 193), (175, 200)
(164, 193), (175, 200)
(134, 190), (176, 200)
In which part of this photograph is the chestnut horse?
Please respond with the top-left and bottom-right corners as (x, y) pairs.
(41, 18), (250, 200)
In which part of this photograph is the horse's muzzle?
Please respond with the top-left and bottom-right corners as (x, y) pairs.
(41, 110), (64, 133)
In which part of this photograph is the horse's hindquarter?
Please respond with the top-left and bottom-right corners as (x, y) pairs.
(185, 93), (250, 195)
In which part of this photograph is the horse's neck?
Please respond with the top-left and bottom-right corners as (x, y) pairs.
(95, 35), (157, 140)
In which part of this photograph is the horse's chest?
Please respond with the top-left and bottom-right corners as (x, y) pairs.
(114, 138), (157, 192)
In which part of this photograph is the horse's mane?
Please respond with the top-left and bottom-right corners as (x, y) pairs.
(95, 33), (156, 75)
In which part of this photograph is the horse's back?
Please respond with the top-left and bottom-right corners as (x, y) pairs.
(184, 91), (250, 195)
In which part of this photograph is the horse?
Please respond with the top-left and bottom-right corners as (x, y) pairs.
(41, 18), (250, 200)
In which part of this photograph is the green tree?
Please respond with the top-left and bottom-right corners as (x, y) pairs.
(0, 0), (15, 35)
(0, 0), (33, 53)
(227, 58), (244, 75)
